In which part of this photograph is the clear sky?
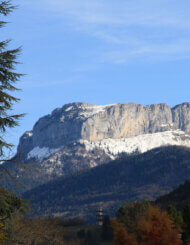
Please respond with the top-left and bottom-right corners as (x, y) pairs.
(2, 0), (190, 151)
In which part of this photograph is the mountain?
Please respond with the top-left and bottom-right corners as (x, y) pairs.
(155, 180), (190, 211)
(2, 102), (190, 193)
(23, 146), (190, 223)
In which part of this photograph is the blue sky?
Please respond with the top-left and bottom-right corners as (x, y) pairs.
(2, 0), (190, 152)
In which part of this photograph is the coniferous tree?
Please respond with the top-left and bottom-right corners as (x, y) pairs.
(101, 215), (113, 241)
(182, 205), (190, 245)
(0, 1), (24, 159)
(167, 205), (183, 230)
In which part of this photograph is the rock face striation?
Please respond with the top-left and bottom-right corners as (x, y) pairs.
(3, 102), (190, 193)
(18, 102), (190, 153)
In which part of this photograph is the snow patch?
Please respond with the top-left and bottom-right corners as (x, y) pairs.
(79, 104), (115, 118)
(25, 131), (33, 137)
(161, 124), (169, 127)
(65, 106), (74, 112)
(27, 147), (61, 162)
(82, 130), (190, 159)
(160, 123), (174, 128)
(89, 160), (97, 168)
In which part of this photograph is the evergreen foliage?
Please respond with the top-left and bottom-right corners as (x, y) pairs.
(0, 188), (26, 244)
(182, 205), (190, 245)
(117, 201), (150, 234)
(156, 180), (190, 211)
(86, 229), (101, 245)
(0, 0), (24, 159)
(167, 205), (183, 229)
(101, 215), (113, 241)
(0, 187), (26, 220)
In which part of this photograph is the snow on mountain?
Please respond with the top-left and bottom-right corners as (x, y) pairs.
(27, 147), (61, 162)
(18, 102), (190, 155)
(26, 130), (190, 162)
(82, 130), (190, 159)
(64, 103), (116, 118)
(25, 131), (33, 137)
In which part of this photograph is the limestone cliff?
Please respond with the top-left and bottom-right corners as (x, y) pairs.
(17, 102), (190, 155)
(3, 102), (190, 193)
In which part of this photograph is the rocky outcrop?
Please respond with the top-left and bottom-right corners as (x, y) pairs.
(17, 102), (190, 155)
(172, 103), (190, 133)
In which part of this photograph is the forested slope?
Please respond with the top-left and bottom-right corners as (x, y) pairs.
(23, 146), (190, 222)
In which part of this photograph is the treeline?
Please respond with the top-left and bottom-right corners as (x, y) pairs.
(113, 201), (183, 245)
(75, 201), (190, 245)
(3, 185), (190, 244)
(0, 187), (87, 244)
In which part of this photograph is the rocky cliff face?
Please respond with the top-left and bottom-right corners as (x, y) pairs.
(3, 102), (190, 193)
(17, 102), (190, 154)
(172, 103), (190, 132)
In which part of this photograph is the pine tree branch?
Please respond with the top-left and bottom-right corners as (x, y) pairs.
(0, 1), (15, 16)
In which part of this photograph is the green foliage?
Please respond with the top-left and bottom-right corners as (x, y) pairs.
(0, 187), (27, 244)
(167, 205), (183, 229)
(0, 187), (27, 220)
(117, 201), (150, 233)
(183, 205), (190, 230)
(0, 1), (14, 17)
(114, 204), (182, 245)
(0, 0), (24, 158)
(155, 183), (190, 244)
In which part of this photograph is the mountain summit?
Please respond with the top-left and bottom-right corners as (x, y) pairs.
(18, 102), (190, 158)
(3, 102), (190, 193)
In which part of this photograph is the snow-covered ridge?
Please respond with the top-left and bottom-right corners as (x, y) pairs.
(27, 147), (61, 162)
(82, 130), (190, 159)
(26, 130), (190, 163)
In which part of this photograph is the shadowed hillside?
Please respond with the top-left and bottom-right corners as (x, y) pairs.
(156, 180), (190, 211)
(23, 145), (190, 223)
